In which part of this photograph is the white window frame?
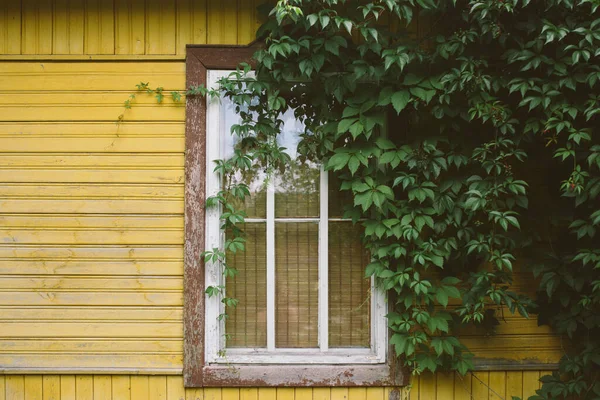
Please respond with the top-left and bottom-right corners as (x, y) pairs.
(204, 70), (387, 365)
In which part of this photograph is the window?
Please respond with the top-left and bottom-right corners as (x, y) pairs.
(204, 70), (387, 365)
(183, 44), (404, 387)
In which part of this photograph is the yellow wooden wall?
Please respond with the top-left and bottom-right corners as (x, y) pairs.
(0, 0), (558, 398)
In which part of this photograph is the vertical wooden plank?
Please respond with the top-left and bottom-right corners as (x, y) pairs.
(436, 372), (455, 400)
(258, 389), (276, 400)
(419, 372), (436, 400)
(149, 377), (167, 400)
(330, 388), (347, 400)
(166, 376), (185, 400)
(177, 0), (207, 55)
(204, 388), (222, 400)
(312, 388), (330, 400)
(131, 376), (149, 400)
(93, 376), (112, 400)
(112, 376), (131, 400)
(472, 372), (490, 400)
(60, 376), (76, 400)
(453, 372), (472, 400)
(523, 371), (540, 399)
(115, 0), (145, 54)
(347, 388), (365, 400)
(85, 0), (115, 54)
(0, 1), (22, 54)
(364, 388), (382, 400)
(207, 0), (238, 44)
(277, 388), (295, 400)
(0, 376), (5, 400)
(6, 376), (25, 400)
(240, 388), (258, 400)
(22, 0), (53, 54)
(23, 376), (42, 400)
(186, 388), (203, 400)
(489, 372), (506, 400)
(146, 0), (176, 54)
(294, 389), (312, 400)
(506, 371), (523, 400)
(409, 375), (420, 400)
(54, 0), (85, 54)
(76, 376), (93, 400)
(236, 0), (257, 44)
(42, 376), (60, 400)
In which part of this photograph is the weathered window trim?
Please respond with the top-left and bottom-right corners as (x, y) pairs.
(183, 43), (407, 388)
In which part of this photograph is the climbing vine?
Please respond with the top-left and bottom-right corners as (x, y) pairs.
(128, 0), (600, 398)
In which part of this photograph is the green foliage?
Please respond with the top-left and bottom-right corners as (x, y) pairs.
(175, 0), (600, 398)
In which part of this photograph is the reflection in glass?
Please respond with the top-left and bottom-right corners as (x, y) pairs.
(328, 171), (354, 219)
(328, 222), (371, 348)
(226, 223), (267, 348)
(275, 222), (319, 348)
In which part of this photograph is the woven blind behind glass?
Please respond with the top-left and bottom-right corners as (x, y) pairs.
(225, 223), (267, 347)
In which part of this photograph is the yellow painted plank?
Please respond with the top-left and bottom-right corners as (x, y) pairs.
(419, 372), (436, 400)
(0, 169), (183, 184)
(237, 0), (258, 45)
(0, 340), (181, 354)
(347, 388), (365, 400)
(330, 388), (347, 400)
(0, 183), (183, 198)
(21, 0), (53, 55)
(131, 376), (149, 399)
(0, 245), (183, 261)
(0, 229), (182, 245)
(0, 121), (184, 137)
(0, 104), (184, 122)
(42, 376), (60, 400)
(166, 376), (185, 400)
(453, 372), (472, 400)
(112, 375), (131, 400)
(0, 292), (182, 306)
(0, 215), (183, 229)
(488, 372), (506, 400)
(23, 375), (42, 400)
(471, 372), (489, 400)
(93, 376), (112, 399)
(364, 387), (382, 400)
(0, 199), (182, 214)
(0, 2), (22, 54)
(436, 372), (454, 400)
(186, 387), (203, 400)
(115, 0), (146, 55)
(0, 136), (185, 153)
(276, 388), (295, 400)
(84, 0), (115, 54)
(176, 0), (208, 55)
(0, 62), (185, 91)
(222, 388), (240, 400)
(240, 388), (258, 400)
(408, 376), (419, 400)
(205, 388), (223, 400)
(0, 260), (183, 276)
(59, 376), (75, 400)
(312, 388), (329, 400)
(53, 0), (85, 54)
(0, 322), (180, 338)
(75, 376), (93, 400)
(522, 371), (540, 399)
(146, 0), (176, 55)
(0, 154), (183, 167)
(149, 376), (168, 400)
(0, 307), (181, 322)
(6, 376), (25, 400)
(207, 0), (238, 44)
(0, 376), (5, 400)
(295, 388), (312, 400)
(258, 388), (276, 400)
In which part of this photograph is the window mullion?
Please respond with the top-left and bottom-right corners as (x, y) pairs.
(266, 180), (276, 351)
(318, 167), (329, 352)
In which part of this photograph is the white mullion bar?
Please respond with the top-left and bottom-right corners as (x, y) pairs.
(266, 180), (276, 351)
(318, 167), (329, 352)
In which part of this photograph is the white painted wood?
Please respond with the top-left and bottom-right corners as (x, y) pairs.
(266, 180), (276, 351)
(318, 166), (329, 352)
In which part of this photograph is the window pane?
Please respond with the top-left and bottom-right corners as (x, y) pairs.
(274, 112), (319, 218)
(328, 222), (371, 348)
(275, 222), (319, 348)
(220, 95), (266, 218)
(226, 223), (267, 348)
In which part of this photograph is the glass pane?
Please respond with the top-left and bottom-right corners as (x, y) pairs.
(275, 222), (319, 348)
(328, 222), (371, 347)
(220, 95), (266, 218)
(274, 112), (320, 218)
(328, 172), (354, 219)
(225, 223), (267, 348)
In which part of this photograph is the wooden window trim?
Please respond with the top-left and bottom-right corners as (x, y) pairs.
(184, 43), (407, 388)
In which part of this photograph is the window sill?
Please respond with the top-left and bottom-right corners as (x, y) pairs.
(196, 363), (407, 387)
